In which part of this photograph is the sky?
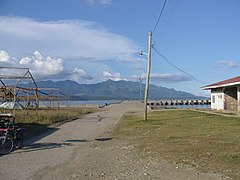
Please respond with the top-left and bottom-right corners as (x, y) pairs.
(0, 0), (240, 96)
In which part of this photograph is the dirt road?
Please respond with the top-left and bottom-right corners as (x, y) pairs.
(0, 102), (226, 180)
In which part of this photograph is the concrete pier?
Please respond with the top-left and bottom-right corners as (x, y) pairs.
(147, 99), (211, 107)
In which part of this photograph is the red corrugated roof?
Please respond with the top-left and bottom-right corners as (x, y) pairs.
(202, 76), (240, 89)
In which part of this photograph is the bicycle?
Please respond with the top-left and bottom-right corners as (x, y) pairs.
(0, 114), (24, 155)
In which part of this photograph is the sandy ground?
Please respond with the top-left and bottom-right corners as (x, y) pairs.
(0, 102), (228, 180)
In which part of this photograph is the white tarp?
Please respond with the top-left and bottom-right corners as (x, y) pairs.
(0, 102), (24, 110)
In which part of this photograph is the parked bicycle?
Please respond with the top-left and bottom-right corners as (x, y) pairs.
(0, 114), (24, 155)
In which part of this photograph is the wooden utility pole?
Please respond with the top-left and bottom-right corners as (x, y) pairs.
(144, 31), (152, 121)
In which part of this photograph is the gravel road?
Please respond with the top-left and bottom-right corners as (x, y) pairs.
(0, 102), (227, 180)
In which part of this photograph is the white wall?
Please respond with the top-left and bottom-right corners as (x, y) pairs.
(211, 89), (224, 110)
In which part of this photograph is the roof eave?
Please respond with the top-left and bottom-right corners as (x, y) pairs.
(201, 81), (240, 90)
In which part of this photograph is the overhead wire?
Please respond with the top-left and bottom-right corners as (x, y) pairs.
(152, 0), (167, 33)
(152, 46), (209, 85)
(156, 0), (178, 47)
(150, 0), (208, 85)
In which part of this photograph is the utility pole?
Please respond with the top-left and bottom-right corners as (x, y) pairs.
(144, 31), (152, 120)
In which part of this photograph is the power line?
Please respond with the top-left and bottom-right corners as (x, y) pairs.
(152, 0), (167, 33)
(156, 0), (178, 47)
(152, 46), (209, 85)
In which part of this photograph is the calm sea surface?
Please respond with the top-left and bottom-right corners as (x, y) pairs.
(38, 100), (210, 109)
(61, 101), (210, 109)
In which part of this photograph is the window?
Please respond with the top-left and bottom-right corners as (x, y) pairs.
(212, 95), (215, 103)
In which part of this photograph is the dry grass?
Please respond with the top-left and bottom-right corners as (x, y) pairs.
(6, 107), (98, 139)
(113, 109), (240, 179)
(15, 107), (97, 125)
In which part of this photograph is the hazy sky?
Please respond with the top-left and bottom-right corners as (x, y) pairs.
(0, 0), (240, 96)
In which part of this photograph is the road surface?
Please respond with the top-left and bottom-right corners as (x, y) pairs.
(0, 102), (226, 180)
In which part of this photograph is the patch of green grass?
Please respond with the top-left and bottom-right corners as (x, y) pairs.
(113, 110), (240, 179)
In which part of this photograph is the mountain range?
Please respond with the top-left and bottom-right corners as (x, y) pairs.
(31, 79), (202, 100)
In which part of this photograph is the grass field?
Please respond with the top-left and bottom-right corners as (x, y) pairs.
(113, 109), (240, 179)
(11, 107), (98, 139)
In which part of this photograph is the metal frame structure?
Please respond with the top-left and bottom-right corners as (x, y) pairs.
(0, 67), (62, 110)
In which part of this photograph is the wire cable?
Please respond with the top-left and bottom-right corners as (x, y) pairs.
(152, 46), (209, 84)
(156, 0), (178, 47)
(152, 0), (167, 33)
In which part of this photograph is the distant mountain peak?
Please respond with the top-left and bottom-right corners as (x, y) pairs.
(33, 79), (198, 100)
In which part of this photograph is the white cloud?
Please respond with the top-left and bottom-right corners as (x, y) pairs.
(215, 60), (238, 68)
(69, 68), (93, 82)
(0, 50), (10, 62)
(103, 70), (122, 81)
(100, 0), (112, 5)
(0, 50), (18, 66)
(0, 16), (144, 84)
(19, 51), (64, 78)
(0, 50), (93, 83)
(140, 73), (191, 83)
(86, 0), (112, 5)
(0, 16), (139, 62)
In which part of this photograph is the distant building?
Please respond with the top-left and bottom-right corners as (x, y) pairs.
(201, 76), (240, 112)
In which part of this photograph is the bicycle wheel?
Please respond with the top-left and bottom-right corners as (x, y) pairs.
(15, 131), (23, 149)
(0, 137), (14, 155)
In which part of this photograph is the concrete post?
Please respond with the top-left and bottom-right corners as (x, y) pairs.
(144, 31), (152, 121)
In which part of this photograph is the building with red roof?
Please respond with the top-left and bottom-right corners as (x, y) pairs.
(202, 76), (240, 112)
